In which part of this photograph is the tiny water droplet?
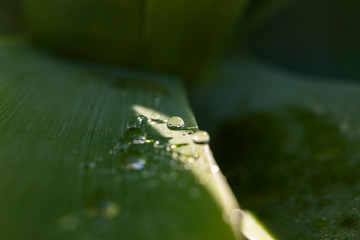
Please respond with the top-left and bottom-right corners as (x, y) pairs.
(192, 130), (210, 144)
(211, 165), (220, 173)
(184, 163), (191, 170)
(127, 121), (137, 129)
(125, 127), (146, 144)
(86, 199), (120, 219)
(150, 112), (161, 121)
(153, 140), (168, 149)
(123, 150), (146, 170)
(137, 115), (148, 125)
(167, 116), (184, 130)
(83, 162), (96, 170)
(172, 152), (179, 159)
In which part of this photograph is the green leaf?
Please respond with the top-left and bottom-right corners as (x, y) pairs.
(23, 0), (246, 74)
(0, 36), (260, 239)
(191, 56), (360, 239)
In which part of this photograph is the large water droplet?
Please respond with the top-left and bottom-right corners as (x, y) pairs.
(167, 116), (184, 130)
(192, 130), (210, 144)
(137, 115), (148, 125)
(123, 150), (146, 170)
(151, 112), (161, 121)
(125, 127), (146, 144)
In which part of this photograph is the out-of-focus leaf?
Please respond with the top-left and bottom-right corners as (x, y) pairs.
(191, 56), (360, 239)
(244, 0), (360, 79)
(23, 0), (246, 75)
(0, 0), (23, 33)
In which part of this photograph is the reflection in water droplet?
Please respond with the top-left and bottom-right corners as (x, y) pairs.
(123, 150), (146, 170)
(211, 165), (220, 173)
(137, 115), (148, 125)
(57, 214), (79, 232)
(125, 127), (146, 144)
(151, 112), (161, 121)
(86, 199), (120, 219)
(167, 116), (184, 130)
(192, 130), (210, 144)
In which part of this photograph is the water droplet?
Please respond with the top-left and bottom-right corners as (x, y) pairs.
(153, 140), (168, 149)
(184, 163), (191, 170)
(167, 116), (184, 130)
(125, 128), (146, 144)
(127, 121), (137, 129)
(86, 199), (120, 219)
(192, 130), (210, 144)
(150, 112), (161, 121)
(83, 161), (96, 170)
(211, 165), (220, 173)
(123, 150), (146, 170)
(137, 115), (148, 125)
(172, 152), (179, 159)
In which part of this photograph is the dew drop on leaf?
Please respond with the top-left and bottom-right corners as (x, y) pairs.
(85, 198), (120, 219)
(83, 161), (96, 170)
(127, 121), (138, 129)
(125, 127), (146, 145)
(137, 115), (148, 125)
(123, 150), (146, 171)
(167, 116), (184, 130)
(153, 140), (168, 149)
(192, 130), (210, 144)
(210, 165), (220, 173)
(150, 112), (161, 121)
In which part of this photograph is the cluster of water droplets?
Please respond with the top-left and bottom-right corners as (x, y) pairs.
(75, 113), (216, 230)
(83, 113), (214, 177)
